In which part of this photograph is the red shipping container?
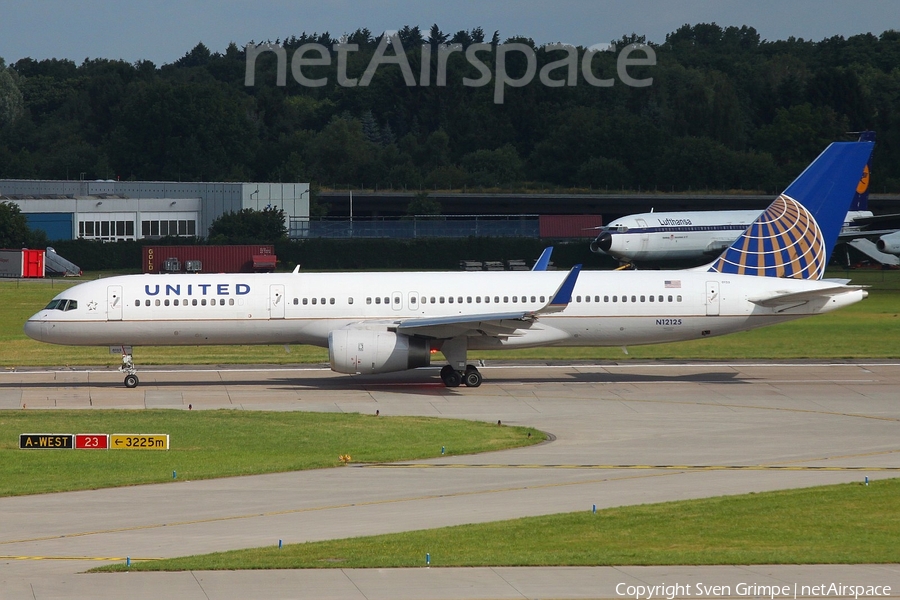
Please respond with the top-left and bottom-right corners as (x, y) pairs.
(539, 215), (603, 239)
(143, 245), (276, 274)
(0, 249), (45, 278)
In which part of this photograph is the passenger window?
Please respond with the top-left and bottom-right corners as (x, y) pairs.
(201, 299), (207, 306)
(229, 298), (235, 306)
(448, 297), (454, 303)
(540, 296), (545, 302)
(658, 295), (663, 302)
(440, 297), (445, 304)
(631, 296), (636, 302)
(192, 299), (198, 306)
(595, 296), (600, 302)
(622, 296), (627, 303)
(530, 296), (536, 303)
(503, 296), (509, 303)
(394, 296), (400, 305)
(164, 299), (170, 306)
(348, 297), (354, 305)
(220, 299), (226, 306)
(576, 296), (581, 302)
(512, 296), (517, 303)
(366, 297), (372, 304)
(677, 295), (682, 302)
(375, 297), (381, 304)
(649, 295), (654, 302)
(604, 296), (609, 302)
(321, 298), (326, 305)
(668, 295), (673, 302)
(457, 297), (463, 303)
(145, 299), (151, 306)
(135, 300), (140, 307)
(312, 298), (317, 305)
(495, 296), (500, 303)
(640, 296), (645, 302)
(612, 296), (617, 302)
(467, 297), (472, 303)
(293, 298), (298, 305)
(330, 298), (335, 305)
(476, 297), (481, 303)
(431, 297), (436, 303)
(303, 298), (308, 305)
(155, 299), (160, 306)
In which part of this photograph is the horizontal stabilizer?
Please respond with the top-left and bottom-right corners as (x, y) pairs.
(749, 285), (865, 309)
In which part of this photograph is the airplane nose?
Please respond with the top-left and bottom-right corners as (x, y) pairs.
(590, 232), (613, 253)
(23, 319), (44, 342)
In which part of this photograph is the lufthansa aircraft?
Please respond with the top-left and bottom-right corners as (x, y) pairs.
(25, 139), (873, 388)
(589, 133), (896, 265)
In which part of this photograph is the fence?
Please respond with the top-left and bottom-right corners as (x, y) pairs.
(291, 215), (540, 239)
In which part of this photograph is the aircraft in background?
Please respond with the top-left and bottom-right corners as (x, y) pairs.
(590, 132), (899, 267)
(876, 230), (900, 255)
(25, 139), (874, 388)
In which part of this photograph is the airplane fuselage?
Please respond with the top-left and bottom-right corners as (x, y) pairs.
(592, 210), (875, 263)
(25, 270), (865, 351)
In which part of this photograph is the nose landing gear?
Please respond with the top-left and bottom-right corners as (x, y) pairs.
(119, 354), (139, 388)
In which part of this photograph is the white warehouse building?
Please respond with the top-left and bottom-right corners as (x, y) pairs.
(0, 180), (310, 241)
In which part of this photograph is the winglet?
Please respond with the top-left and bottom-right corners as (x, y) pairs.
(540, 264), (581, 313)
(532, 247), (553, 271)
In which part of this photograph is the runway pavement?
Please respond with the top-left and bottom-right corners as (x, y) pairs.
(1, 361), (899, 599)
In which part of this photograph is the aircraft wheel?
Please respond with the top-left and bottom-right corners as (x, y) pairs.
(440, 365), (455, 379)
(124, 374), (139, 388)
(441, 370), (461, 388)
(463, 369), (482, 388)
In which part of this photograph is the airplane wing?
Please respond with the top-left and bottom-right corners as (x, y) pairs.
(748, 284), (865, 311)
(347, 265), (582, 340)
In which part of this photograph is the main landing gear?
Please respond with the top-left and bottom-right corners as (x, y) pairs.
(440, 364), (482, 388)
(119, 354), (139, 388)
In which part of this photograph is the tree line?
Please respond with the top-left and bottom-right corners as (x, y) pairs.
(1, 23), (899, 201)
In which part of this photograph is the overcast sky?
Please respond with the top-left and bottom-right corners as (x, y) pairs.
(0, 0), (897, 65)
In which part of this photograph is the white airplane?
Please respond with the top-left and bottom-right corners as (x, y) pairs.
(25, 138), (874, 389)
(589, 133), (897, 265)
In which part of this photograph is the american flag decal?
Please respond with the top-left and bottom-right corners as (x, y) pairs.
(664, 280), (681, 288)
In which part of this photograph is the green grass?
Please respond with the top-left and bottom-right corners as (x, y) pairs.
(96, 478), (900, 571)
(0, 410), (542, 496)
(5, 269), (900, 367)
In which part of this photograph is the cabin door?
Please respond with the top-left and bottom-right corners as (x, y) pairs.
(270, 284), (285, 319)
(107, 285), (123, 321)
(705, 281), (720, 316)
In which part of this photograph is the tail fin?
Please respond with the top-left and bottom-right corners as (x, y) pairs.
(849, 131), (875, 211)
(708, 138), (875, 280)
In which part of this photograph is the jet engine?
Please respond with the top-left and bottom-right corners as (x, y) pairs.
(876, 231), (900, 255)
(328, 329), (431, 375)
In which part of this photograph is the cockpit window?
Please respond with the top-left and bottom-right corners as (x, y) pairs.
(43, 299), (77, 311)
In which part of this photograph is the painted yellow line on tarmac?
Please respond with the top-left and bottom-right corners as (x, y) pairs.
(366, 464), (900, 471)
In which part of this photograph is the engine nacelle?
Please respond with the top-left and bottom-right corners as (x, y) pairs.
(876, 231), (900, 255)
(328, 330), (430, 375)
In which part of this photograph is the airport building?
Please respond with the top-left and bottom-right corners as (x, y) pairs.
(0, 180), (310, 241)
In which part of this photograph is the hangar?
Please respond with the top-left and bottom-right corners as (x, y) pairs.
(0, 180), (310, 241)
